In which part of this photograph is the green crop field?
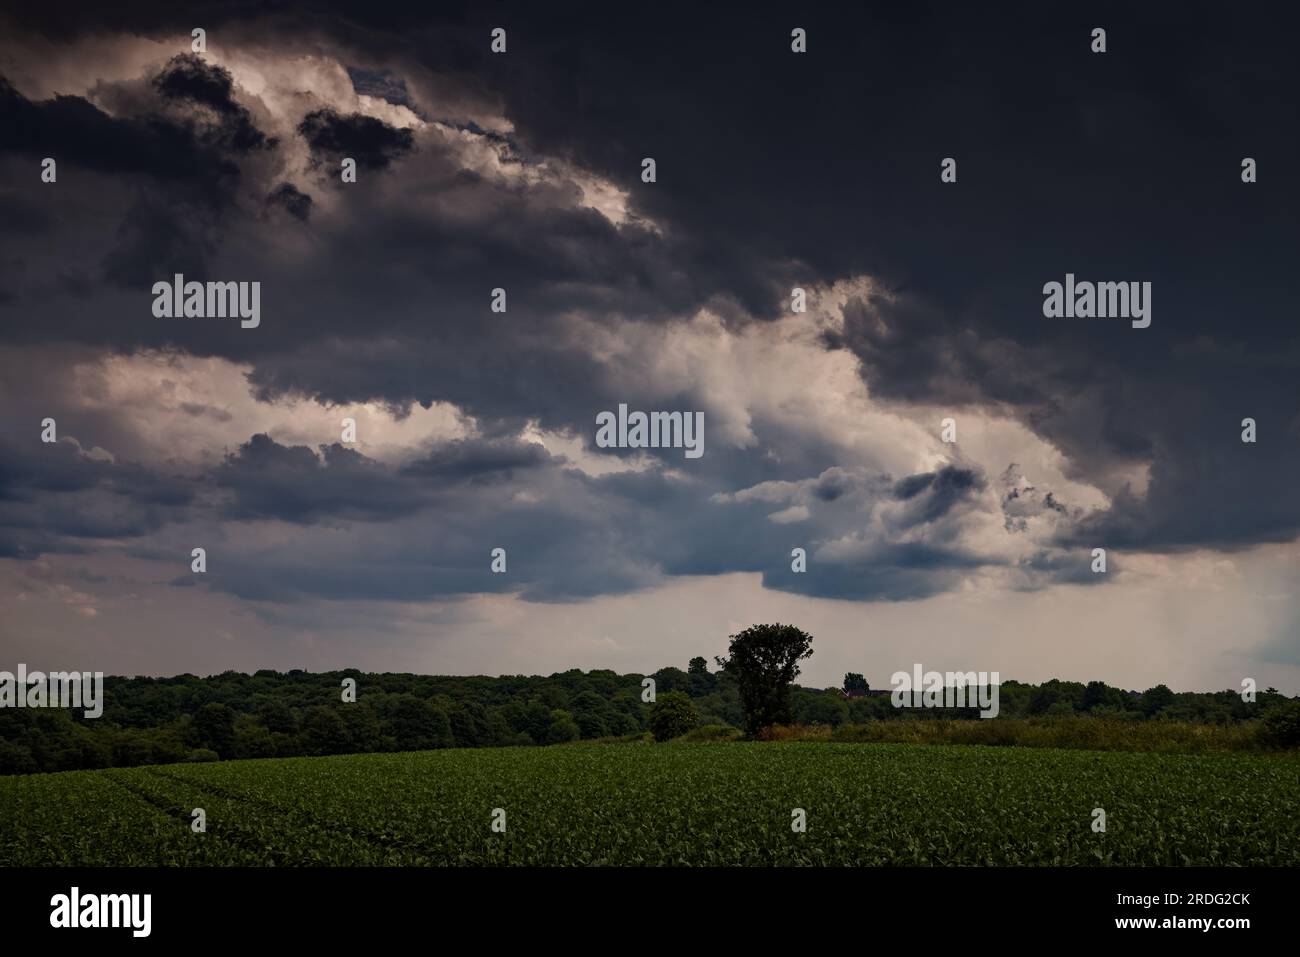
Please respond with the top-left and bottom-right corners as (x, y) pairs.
(3, 742), (1297, 866)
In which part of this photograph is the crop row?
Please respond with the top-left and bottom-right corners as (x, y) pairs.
(2, 743), (1297, 866)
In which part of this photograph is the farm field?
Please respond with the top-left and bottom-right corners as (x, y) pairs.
(2, 742), (1297, 866)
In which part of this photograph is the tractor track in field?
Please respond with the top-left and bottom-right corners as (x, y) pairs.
(138, 765), (481, 865)
(100, 770), (281, 863)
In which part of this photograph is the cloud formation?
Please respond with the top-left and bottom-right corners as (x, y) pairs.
(0, 4), (1297, 686)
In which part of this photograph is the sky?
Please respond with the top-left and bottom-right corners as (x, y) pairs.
(1, 2), (1297, 692)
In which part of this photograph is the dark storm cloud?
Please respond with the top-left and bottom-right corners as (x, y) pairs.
(0, 0), (1297, 605)
(101, 195), (222, 287)
(190, 459), (983, 605)
(0, 60), (719, 422)
(153, 54), (271, 153)
(153, 53), (240, 112)
(0, 55), (270, 288)
(895, 466), (982, 504)
(400, 437), (552, 483)
(1010, 548), (1110, 589)
(217, 434), (462, 524)
(6, 3), (1297, 320)
(841, 287), (1300, 551)
(0, 437), (191, 506)
(0, 7), (791, 461)
(195, 435), (780, 603)
(191, 445), (661, 603)
(0, 437), (197, 556)
(297, 108), (414, 169)
(214, 433), (556, 524)
(16, 425), (991, 605)
(418, 1), (1300, 556)
(765, 543), (987, 603)
(0, 74), (239, 186)
(266, 182), (313, 221)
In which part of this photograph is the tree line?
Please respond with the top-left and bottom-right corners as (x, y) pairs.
(2, 623), (1296, 774)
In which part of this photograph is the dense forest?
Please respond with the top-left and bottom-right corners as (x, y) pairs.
(1, 659), (1296, 774)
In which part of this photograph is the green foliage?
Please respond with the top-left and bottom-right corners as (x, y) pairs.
(794, 689), (849, 726)
(380, 695), (454, 751)
(1259, 700), (1300, 749)
(843, 672), (869, 694)
(1029, 679), (1085, 715)
(1140, 684), (1177, 717)
(570, 691), (613, 740)
(191, 703), (236, 758)
(301, 706), (350, 756)
(649, 691), (700, 741)
(650, 666), (690, 696)
(0, 663), (1293, 776)
(545, 709), (581, 745)
(2, 743), (1296, 865)
(255, 699), (297, 734)
(715, 623), (814, 734)
(1082, 680), (1127, 713)
(0, 739), (37, 775)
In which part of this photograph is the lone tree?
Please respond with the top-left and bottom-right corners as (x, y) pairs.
(715, 623), (814, 734)
(843, 672), (869, 694)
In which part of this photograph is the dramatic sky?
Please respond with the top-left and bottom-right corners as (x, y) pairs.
(1, 2), (1297, 692)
